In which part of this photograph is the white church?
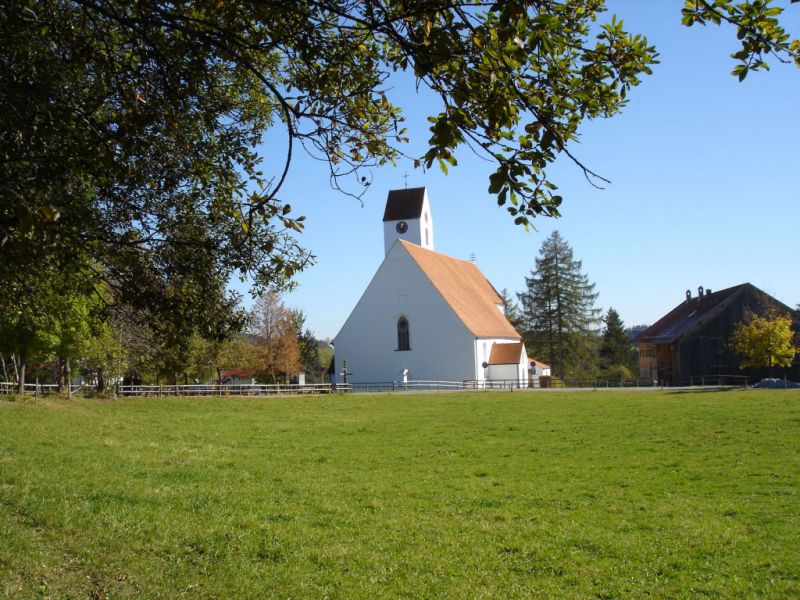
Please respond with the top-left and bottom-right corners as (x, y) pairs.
(332, 187), (529, 385)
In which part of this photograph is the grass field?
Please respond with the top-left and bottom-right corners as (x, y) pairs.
(1, 390), (799, 598)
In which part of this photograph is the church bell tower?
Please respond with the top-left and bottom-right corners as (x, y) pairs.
(382, 187), (434, 255)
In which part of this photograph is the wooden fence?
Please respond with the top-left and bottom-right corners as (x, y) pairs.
(116, 383), (345, 396)
(0, 382), (85, 396)
(1, 374), (752, 397)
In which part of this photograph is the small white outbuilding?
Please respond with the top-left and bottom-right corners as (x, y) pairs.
(332, 187), (528, 385)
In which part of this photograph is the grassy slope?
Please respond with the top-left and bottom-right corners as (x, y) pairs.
(1, 390), (798, 598)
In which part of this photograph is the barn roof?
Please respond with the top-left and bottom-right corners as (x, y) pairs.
(530, 359), (551, 370)
(489, 342), (524, 365)
(382, 187), (426, 221)
(634, 284), (748, 345)
(400, 240), (520, 339)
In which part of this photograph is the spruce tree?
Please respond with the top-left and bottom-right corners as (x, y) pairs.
(599, 308), (639, 377)
(517, 231), (601, 379)
(499, 288), (523, 332)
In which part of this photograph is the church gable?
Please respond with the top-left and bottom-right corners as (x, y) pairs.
(332, 241), (477, 382)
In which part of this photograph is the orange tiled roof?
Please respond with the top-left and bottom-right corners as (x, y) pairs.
(489, 342), (524, 365)
(529, 359), (551, 370)
(400, 240), (520, 338)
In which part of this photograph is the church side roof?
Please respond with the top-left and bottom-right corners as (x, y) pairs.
(488, 342), (524, 365)
(400, 240), (520, 339)
(382, 187), (426, 221)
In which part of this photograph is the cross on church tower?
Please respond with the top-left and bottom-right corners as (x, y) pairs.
(402, 172), (409, 188)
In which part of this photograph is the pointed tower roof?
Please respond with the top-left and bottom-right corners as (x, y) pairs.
(382, 187), (426, 221)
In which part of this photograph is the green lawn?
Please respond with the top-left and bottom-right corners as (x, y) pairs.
(1, 390), (799, 598)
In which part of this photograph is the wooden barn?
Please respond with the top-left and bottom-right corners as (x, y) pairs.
(635, 283), (798, 385)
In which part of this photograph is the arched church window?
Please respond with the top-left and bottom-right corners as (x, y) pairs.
(397, 317), (410, 351)
(425, 228), (429, 246)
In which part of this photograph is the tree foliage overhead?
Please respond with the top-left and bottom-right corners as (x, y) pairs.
(2, 1), (797, 265)
(0, 0), (662, 281)
(682, 0), (800, 81)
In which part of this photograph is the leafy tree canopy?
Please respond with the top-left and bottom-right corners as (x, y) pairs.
(250, 290), (302, 383)
(1, 0), (797, 338)
(682, 0), (800, 81)
(731, 312), (798, 370)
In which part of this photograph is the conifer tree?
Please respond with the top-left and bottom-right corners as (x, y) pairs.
(499, 288), (523, 333)
(518, 231), (600, 379)
(599, 308), (639, 377)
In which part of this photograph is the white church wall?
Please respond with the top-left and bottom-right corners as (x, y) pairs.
(486, 364), (518, 381)
(474, 338), (522, 382)
(519, 346), (530, 382)
(334, 243), (475, 383)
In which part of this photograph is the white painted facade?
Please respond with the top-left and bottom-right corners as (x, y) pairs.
(485, 346), (530, 382)
(487, 363), (522, 382)
(334, 188), (529, 385)
(334, 241), (477, 383)
(382, 189), (434, 255)
(476, 338), (527, 382)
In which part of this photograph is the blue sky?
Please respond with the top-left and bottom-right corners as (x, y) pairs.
(237, 2), (800, 341)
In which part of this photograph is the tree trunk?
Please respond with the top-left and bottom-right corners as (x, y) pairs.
(1, 355), (7, 383)
(97, 370), (106, 392)
(11, 353), (19, 384)
(57, 357), (66, 393)
(17, 351), (26, 395)
(66, 359), (72, 398)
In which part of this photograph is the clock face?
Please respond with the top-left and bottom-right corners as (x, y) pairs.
(396, 220), (408, 234)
